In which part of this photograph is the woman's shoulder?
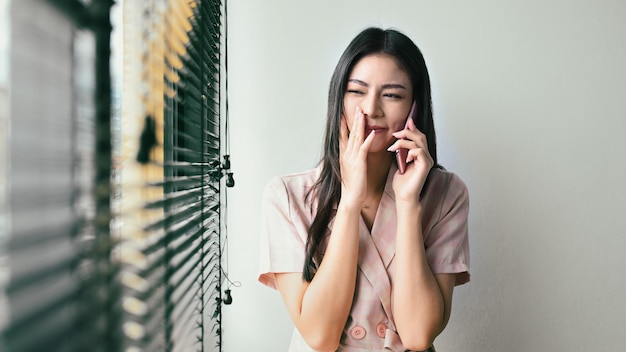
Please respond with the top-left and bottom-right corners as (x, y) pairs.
(263, 167), (320, 204)
(419, 168), (469, 239)
(265, 167), (319, 190)
(422, 167), (469, 211)
(427, 167), (468, 194)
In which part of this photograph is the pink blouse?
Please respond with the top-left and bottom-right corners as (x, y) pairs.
(259, 164), (470, 351)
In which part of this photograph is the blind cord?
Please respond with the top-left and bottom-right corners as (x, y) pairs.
(221, 0), (240, 303)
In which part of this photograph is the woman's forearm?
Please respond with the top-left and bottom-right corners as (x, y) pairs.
(297, 200), (361, 349)
(392, 202), (445, 351)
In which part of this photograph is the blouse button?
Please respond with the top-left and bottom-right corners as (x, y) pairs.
(350, 326), (366, 340)
(376, 323), (387, 338)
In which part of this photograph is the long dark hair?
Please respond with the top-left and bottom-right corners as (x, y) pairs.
(303, 27), (440, 282)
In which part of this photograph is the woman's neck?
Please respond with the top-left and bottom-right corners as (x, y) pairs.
(366, 151), (393, 195)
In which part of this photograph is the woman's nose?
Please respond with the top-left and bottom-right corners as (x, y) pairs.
(359, 95), (383, 118)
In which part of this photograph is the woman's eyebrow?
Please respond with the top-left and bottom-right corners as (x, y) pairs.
(381, 83), (407, 90)
(348, 79), (368, 86)
(347, 79), (407, 90)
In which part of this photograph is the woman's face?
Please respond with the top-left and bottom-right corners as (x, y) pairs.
(343, 53), (414, 153)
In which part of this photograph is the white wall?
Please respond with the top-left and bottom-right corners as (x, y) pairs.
(222, 1), (626, 351)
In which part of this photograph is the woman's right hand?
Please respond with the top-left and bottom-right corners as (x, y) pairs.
(272, 109), (370, 352)
(339, 106), (376, 208)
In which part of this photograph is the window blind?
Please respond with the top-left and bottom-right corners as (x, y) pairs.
(1, 1), (121, 351)
(1, 0), (226, 351)
(118, 1), (224, 351)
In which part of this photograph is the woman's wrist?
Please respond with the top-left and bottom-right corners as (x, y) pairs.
(337, 197), (362, 213)
(395, 201), (425, 244)
(395, 198), (422, 214)
(395, 200), (423, 232)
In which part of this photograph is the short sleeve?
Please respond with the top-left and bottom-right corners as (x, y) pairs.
(258, 177), (308, 289)
(425, 173), (470, 286)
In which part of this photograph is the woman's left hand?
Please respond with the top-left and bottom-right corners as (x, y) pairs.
(387, 118), (434, 204)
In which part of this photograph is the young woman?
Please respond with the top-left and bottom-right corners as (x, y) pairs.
(259, 27), (470, 352)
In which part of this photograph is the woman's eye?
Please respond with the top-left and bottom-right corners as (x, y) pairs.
(347, 89), (365, 95)
(384, 93), (402, 99)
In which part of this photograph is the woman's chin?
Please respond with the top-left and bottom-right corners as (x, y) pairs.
(367, 138), (394, 153)
(367, 144), (394, 158)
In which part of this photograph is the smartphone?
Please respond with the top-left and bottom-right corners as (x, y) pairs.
(396, 101), (417, 174)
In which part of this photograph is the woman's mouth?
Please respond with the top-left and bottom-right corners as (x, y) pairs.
(365, 126), (387, 135)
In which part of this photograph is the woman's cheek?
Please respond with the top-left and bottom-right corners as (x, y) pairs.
(391, 120), (406, 132)
(343, 109), (355, 130)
